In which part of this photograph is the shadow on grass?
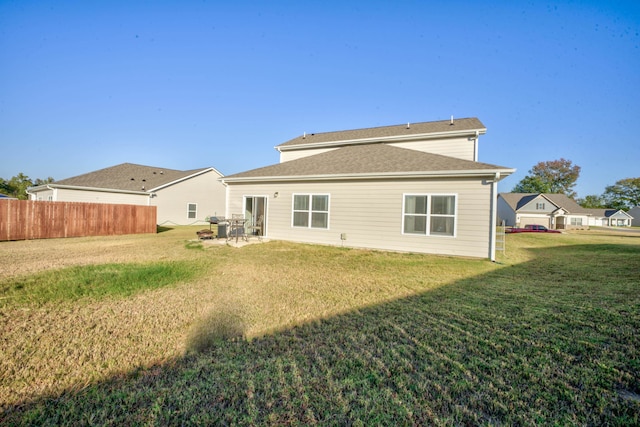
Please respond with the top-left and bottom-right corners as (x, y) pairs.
(2, 243), (639, 425)
(156, 226), (174, 233)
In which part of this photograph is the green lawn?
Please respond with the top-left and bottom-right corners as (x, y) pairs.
(1, 229), (639, 425)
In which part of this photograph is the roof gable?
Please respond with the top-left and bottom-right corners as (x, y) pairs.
(277, 117), (486, 149)
(499, 193), (591, 215)
(47, 163), (217, 192)
(224, 144), (512, 181)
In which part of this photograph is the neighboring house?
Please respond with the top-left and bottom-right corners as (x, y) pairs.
(27, 163), (226, 226)
(498, 193), (591, 230)
(629, 206), (640, 227)
(221, 117), (515, 260)
(585, 209), (633, 227)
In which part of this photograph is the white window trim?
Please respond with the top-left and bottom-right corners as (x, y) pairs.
(291, 193), (330, 229)
(187, 203), (197, 219)
(401, 193), (457, 238)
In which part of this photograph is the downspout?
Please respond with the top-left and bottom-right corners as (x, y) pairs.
(47, 185), (57, 201)
(474, 130), (479, 162)
(489, 172), (500, 262)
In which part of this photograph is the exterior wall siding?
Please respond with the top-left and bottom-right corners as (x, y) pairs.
(227, 177), (494, 258)
(497, 197), (517, 226)
(388, 136), (475, 161)
(54, 188), (148, 205)
(151, 170), (226, 225)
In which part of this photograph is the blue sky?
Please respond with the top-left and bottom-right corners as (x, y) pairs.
(1, 1), (638, 198)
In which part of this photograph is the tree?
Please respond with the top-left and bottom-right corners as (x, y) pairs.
(512, 158), (581, 198)
(577, 194), (606, 209)
(7, 173), (33, 200)
(34, 177), (55, 186)
(602, 177), (640, 210)
(512, 175), (552, 194)
(0, 174), (55, 200)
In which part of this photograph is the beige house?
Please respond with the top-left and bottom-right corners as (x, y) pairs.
(222, 118), (514, 260)
(498, 193), (592, 229)
(27, 163), (226, 226)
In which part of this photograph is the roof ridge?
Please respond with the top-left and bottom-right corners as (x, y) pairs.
(301, 117), (481, 137)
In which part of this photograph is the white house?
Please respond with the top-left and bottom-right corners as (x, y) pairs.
(27, 163), (226, 226)
(221, 117), (514, 260)
(586, 209), (633, 227)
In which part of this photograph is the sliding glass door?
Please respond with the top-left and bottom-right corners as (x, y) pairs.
(244, 196), (267, 236)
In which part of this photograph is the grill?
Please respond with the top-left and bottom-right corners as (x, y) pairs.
(208, 216), (223, 224)
(196, 216), (226, 239)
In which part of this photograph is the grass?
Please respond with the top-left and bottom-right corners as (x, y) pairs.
(1, 227), (639, 425)
(0, 261), (198, 307)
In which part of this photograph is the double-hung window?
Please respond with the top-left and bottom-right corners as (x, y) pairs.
(187, 203), (197, 219)
(293, 194), (329, 229)
(403, 194), (456, 236)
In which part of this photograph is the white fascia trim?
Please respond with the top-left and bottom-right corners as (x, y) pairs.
(222, 168), (515, 184)
(275, 128), (487, 152)
(33, 184), (148, 195)
(149, 167), (221, 192)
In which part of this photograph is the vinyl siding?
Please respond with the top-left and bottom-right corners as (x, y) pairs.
(497, 197), (517, 226)
(30, 189), (54, 201)
(151, 170), (226, 225)
(520, 196), (556, 213)
(388, 136), (475, 161)
(54, 188), (148, 205)
(227, 177), (494, 258)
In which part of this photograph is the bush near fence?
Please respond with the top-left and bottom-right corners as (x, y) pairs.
(0, 199), (157, 241)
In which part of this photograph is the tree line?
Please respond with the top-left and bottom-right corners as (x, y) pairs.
(0, 174), (55, 200)
(512, 158), (639, 210)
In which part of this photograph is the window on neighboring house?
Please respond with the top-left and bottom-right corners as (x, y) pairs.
(570, 217), (582, 226)
(292, 194), (329, 229)
(403, 194), (456, 236)
(187, 203), (197, 219)
(536, 202), (545, 210)
(47, 196), (53, 201)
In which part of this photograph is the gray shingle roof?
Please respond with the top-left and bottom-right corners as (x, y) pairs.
(278, 117), (486, 148)
(499, 193), (591, 214)
(53, 163), (211, 192)
(224, 144), (512, 181)
(585, 208), (631, 218)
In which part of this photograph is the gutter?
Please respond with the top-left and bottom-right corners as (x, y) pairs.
(35, 183), (149, 195)
(222, 168), (515, 184)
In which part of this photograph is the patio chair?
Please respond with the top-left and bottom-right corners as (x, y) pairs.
(227, 214), (247, 242)
(246, 215), (263, 241)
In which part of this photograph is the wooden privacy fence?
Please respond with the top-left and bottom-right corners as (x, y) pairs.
(0, 200), (157, 241)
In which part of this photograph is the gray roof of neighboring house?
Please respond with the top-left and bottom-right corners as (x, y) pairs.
(277, 117), (486, 148)
(586, 208), (633, 218)
(499, 193), (591, 214)
(48, 163), (215, 192)
(224, 144), (512, 181)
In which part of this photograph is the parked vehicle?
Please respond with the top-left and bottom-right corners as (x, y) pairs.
(505, 224), (562, 234)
